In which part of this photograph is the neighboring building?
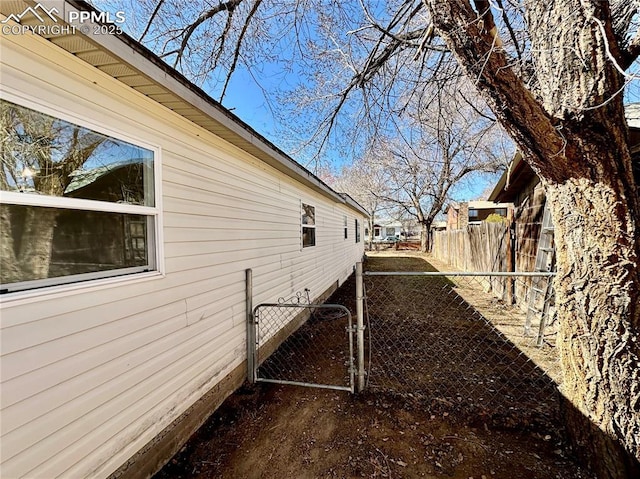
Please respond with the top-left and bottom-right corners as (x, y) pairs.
(365, 220), (403, 241)
(0, 3), (367, 479)
(431, 220), (447, 232)
(627, 103), (640, 192)
(488, 152), (545, 274)
(446, 200), (513, 230)
(488, 103), (640, 302)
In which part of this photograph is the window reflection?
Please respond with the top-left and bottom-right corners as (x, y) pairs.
(1, 99), (154, 205)
(1, 204), (151, 285)
(0, 99), (157, 293)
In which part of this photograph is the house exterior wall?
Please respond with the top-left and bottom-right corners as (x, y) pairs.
(509, 177), (546, 308)
(469, 207), (508, 223)
(365, 221), (402, 240)
(512, 178), (545, 274)
(446, 206), (459, 230)
(0, 31), (365, 479)
(447, 202), (512, 230)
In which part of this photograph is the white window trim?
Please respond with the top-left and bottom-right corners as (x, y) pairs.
(1, 271), (163, 305)
(301, 202), (316, 249)
(0, 92), (165, 298)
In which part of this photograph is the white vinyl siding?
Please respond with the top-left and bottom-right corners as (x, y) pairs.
(0, 29), (365, 479)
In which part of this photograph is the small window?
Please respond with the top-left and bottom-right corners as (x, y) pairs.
(344, 215), (348, 239)
(0, 99), (159, 294)
(469, 209), (479, 218)
(495, 208), (507, 216)
(355, 219), (361, 243)
(302, 203), (316, 247)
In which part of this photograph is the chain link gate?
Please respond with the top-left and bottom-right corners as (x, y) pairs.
(248, 290), (355, 393)
(244, 265), (558, 415)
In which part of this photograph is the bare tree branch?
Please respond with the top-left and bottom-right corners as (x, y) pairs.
(220, 0), (264, 101)
(173, 0), (244, 68)
(139, 0), (166, 42)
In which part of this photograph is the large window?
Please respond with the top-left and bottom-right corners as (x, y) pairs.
(302, 203), (315, 247)
(0, 99), (159, 294)
(355, 219), (361, 243)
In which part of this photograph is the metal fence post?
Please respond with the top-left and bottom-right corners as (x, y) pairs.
(246, 268), (255, 384)
(356, 262), (365, 392)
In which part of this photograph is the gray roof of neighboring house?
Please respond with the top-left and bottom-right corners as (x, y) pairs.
(65, 157), (148, 194)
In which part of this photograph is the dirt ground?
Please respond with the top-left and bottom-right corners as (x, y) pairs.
(154, 253), (593, 479)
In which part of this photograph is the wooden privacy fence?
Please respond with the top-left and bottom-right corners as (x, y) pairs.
(432, 222), (513, 301)
(433, 222), (510, 271)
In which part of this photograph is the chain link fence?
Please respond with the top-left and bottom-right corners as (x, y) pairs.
(361, 271), (560, 415)
(253, 301), (355, 392)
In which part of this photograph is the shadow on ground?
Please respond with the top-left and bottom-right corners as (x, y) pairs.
(153, 254), (594, 479)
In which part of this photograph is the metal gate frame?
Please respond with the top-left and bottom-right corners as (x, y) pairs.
(245, 265), (557, 399)
(246, 279), (355, 393)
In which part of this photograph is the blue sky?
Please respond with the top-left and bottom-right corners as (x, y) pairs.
(211, 64), (280, 144)
(99, 0), (639, 203)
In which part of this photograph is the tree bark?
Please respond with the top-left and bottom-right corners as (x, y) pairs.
(0, 206), (58, 284)
(420, 221), (429, 252)
(0, 206), (20, 282)
(19, 207), (58, 281)
(547, 175), (640, 478)
(368, 215), (375, 250)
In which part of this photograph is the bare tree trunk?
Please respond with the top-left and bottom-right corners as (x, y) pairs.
(0, 207), (58, 284)
(420, 222), (428, 252)
(547, 177), (640, 479)
(19, 208), (58, 281)
(0, 206), (20, 282)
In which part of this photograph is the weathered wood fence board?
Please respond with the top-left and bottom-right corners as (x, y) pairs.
(432, 222), (511, 301)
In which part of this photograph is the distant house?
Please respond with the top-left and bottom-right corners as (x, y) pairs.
(488, 152), (546, 274)
(365, 220), (403, 241)
(446, 200), (513, 230)
(0, 3), (367, 479)
(431, 220), (447, 232)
